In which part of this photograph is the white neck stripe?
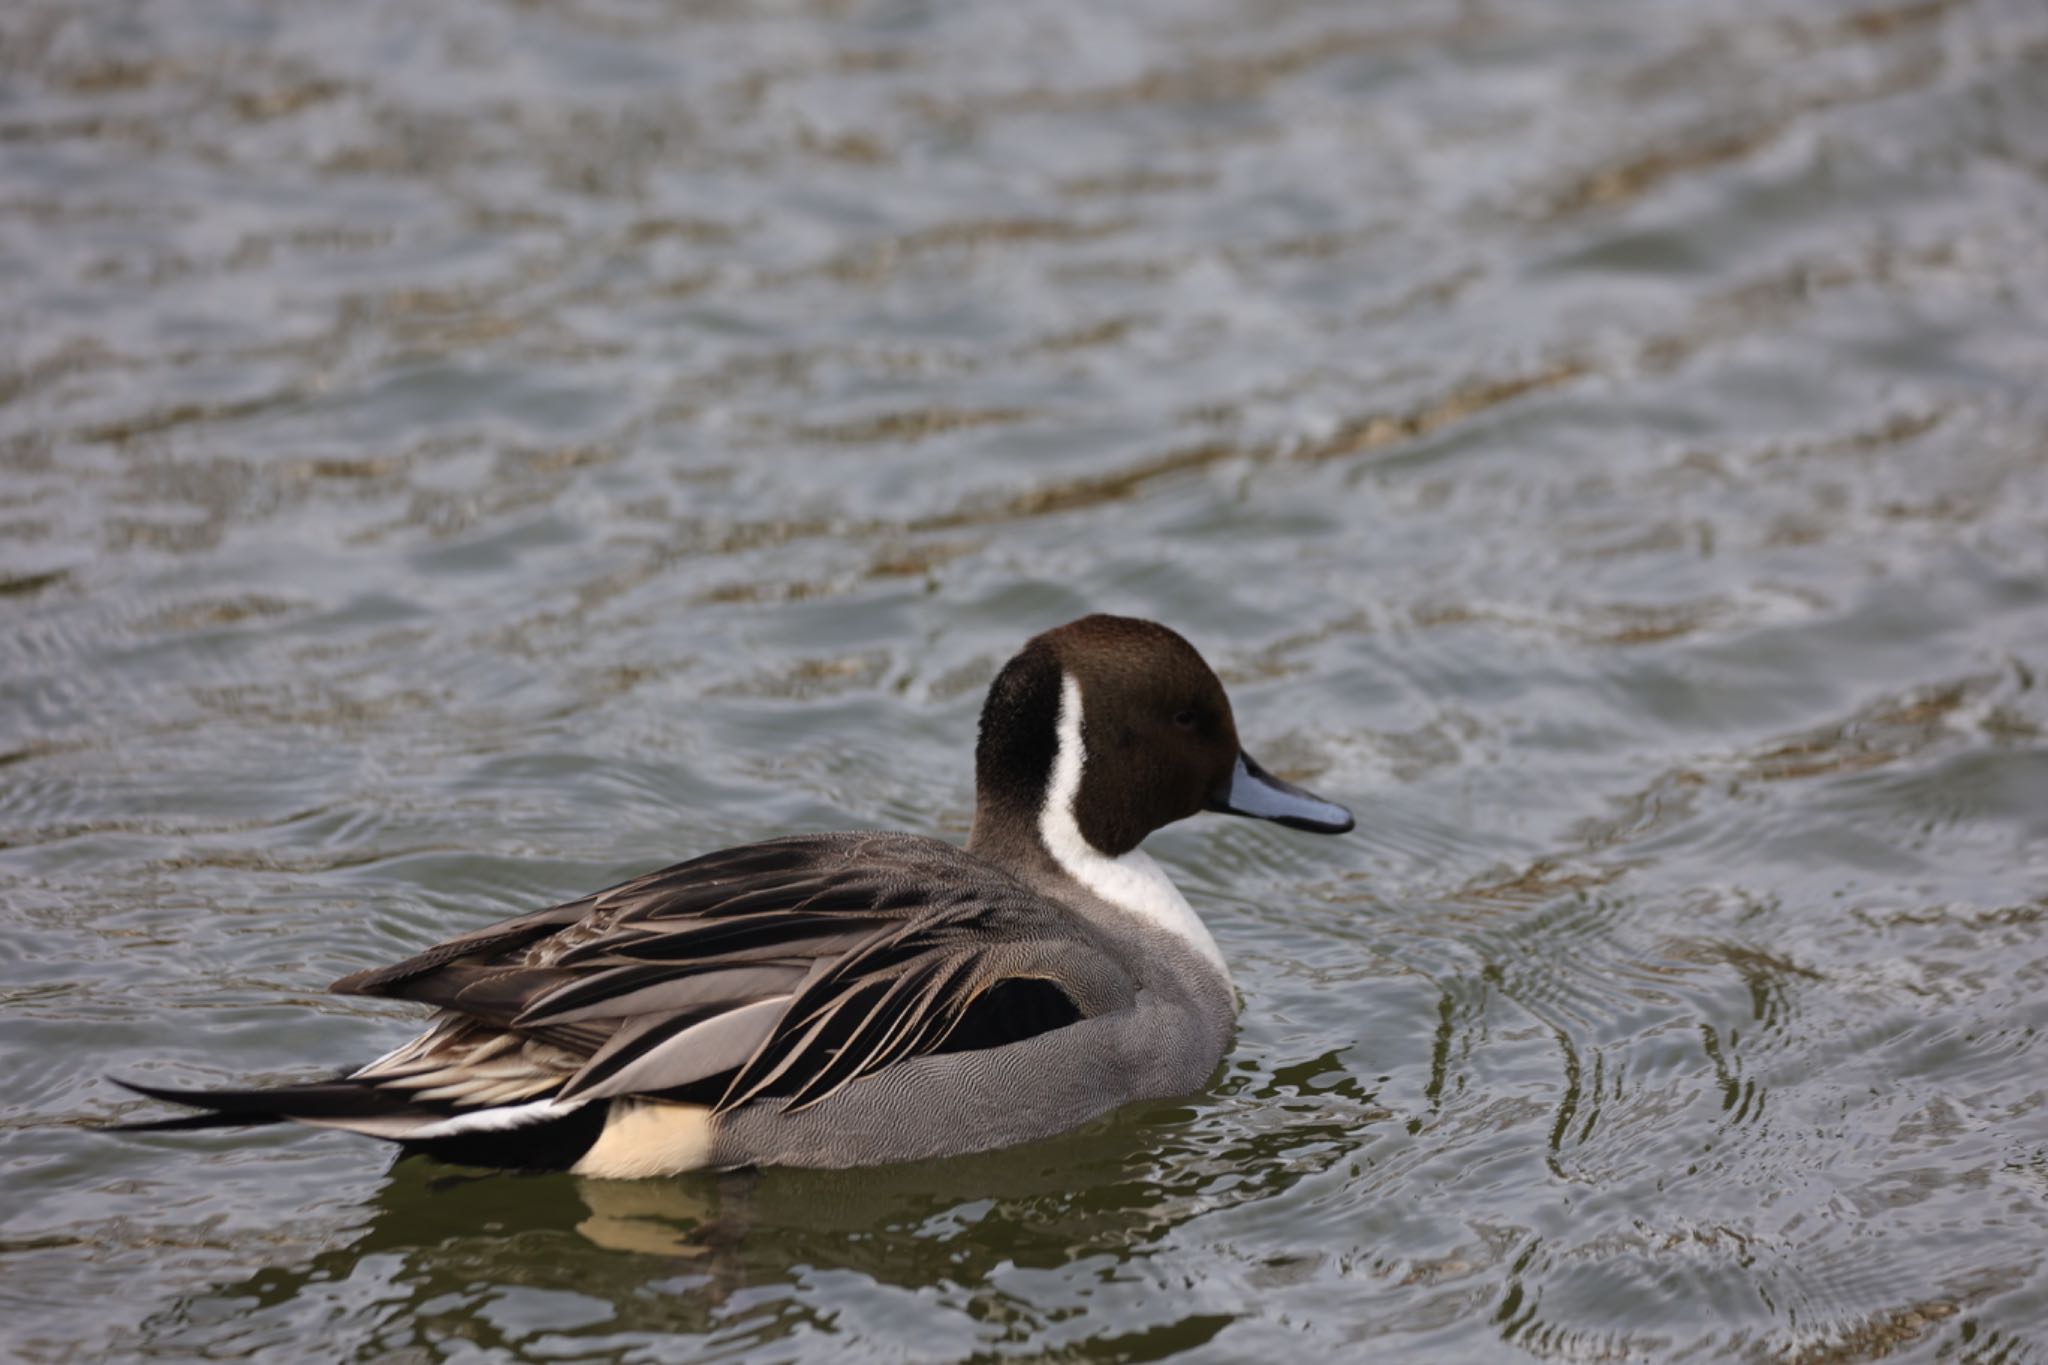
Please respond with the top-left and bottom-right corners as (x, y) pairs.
(1039, 673), (1228, 977)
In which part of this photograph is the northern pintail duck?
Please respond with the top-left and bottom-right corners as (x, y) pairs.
(116, 615), (1352, 1176)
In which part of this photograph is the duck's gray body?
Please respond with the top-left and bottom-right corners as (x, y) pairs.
(114, 616), (1350, 1175)
(704, 836), (1238, 1170)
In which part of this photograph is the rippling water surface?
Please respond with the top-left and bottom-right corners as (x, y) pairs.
(7, 0), (2048, 1359)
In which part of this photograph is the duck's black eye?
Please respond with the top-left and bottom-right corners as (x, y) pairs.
(1173, 709), (1198, 730)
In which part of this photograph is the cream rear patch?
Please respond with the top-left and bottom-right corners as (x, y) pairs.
(571, 1100), (716, 1179)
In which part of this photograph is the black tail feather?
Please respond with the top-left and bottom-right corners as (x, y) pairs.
(107, 1108), (289, 1134)
(108, 1076), (441, 1126)
(105, 1076), (610, 1171)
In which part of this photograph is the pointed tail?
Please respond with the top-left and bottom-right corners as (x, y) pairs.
(107, 1076), (440, 1131)
(106, 1076), (609, 1170)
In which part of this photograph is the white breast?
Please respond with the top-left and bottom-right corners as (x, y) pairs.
(1039, 672), (1230, 979)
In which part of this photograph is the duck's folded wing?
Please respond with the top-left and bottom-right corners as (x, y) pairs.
(330, 833), (1137, 1114)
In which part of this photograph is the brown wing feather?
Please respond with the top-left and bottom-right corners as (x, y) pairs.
(327, 833), (1137, 1115)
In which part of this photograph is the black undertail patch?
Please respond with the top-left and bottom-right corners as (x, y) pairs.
(398, 1100), (611, 1172)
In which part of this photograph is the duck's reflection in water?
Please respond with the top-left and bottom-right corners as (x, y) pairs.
(138, 1100), (1241, 1357)
(571, 1168), (739, 1260)
(137, 1161), (750, 1354)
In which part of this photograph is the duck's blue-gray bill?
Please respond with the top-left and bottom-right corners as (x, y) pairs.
(1207, 753), (1354, 834)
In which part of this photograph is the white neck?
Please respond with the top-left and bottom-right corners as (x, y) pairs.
(1039, 672), (1229, 978)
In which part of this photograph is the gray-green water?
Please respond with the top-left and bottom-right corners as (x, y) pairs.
(7, 0), (2048, 1359)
